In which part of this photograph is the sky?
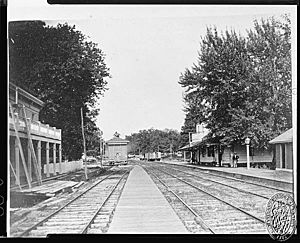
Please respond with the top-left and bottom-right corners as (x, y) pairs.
(8, 1), (297, 140)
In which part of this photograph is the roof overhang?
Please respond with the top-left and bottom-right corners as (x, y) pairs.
(269, 128), (293, 144)
(178, 139), (220, 151)
(10, 82), (44, 107)
(106, 141), (129, 145)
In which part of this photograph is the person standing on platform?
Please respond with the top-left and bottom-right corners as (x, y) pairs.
(232, 152), (239, 168)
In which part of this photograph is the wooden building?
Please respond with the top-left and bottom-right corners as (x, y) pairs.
(179, 138), (223, 167)
(269, 128), (293, 170)
(220, 143), (272, 167)
(9, 83), (62, 189)
(104, 132), (129, 163)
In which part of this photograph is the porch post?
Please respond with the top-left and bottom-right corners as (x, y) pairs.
(37, 140), (42, 179)
(28, 141), (32, 182)
(59, 144), (62, 174)
(14, 137), (20, 185)
(279, 144), (283, 169)
(46, 141), (50, 177)
(53, 143), (57, 175)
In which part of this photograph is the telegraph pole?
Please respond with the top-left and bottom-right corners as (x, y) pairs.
(81, 108), (88, 180)
(99, 130), (103, 167)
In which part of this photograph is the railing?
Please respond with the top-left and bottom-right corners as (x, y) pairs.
(9, 115), (61, 140)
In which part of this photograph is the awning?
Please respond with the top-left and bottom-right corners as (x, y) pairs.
(178, 140), (203, 151)
(178, 137), (220, 152)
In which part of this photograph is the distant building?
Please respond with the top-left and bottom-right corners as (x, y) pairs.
(269, 128), (293, 170)
(105, 132), (129, 163)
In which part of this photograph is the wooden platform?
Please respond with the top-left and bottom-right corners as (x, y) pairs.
(17, 180), (79, 196)
(108, 165), (188, 233)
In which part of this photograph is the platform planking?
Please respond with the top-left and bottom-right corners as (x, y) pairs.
(108, 165), (188, 233)
(20, 180), (79, 195)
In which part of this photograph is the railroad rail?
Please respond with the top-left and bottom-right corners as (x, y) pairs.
(148, 171), (214, 233)
(142, 163), (267, 233)
(161, 162), (292, 192)
(157, 164), (293, 200)
(18, 169), (129, 237)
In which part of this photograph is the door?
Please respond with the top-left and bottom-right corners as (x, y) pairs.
(281, 144), (286, 168)
(115, 152), (120, 162)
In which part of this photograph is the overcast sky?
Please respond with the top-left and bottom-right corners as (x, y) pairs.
(8, 1), (296, 140)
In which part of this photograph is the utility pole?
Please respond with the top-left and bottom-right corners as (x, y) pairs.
(99, 138), (103, 167)
(102, 142), (105, 164)
(81, 108), (88, 180)
(99, 130), (103, 167)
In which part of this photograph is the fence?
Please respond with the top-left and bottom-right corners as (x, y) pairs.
(43, 160), (83, 175)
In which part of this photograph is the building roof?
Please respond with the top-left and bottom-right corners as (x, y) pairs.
(269, 128), (293, 144)
(9, 82), (44, 107)
(178, 133), (221, 151)
(106, 136), (130, 145)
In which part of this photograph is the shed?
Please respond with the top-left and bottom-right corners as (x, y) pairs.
(269, 128), (293, 169)
(105, 132), (129, 163)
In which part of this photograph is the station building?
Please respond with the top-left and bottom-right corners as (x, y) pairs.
(179, 123), (274, 167)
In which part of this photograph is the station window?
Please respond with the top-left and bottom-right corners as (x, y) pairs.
(207, 146), (215, 157)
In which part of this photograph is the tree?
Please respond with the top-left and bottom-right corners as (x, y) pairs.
(179, 27), (250, 146)
(126, 128), (181, 154)
(9, 21), (110, 160)
(179, 15), (292, 150)
(225, 15), (292, 149)
(242, 15), (292, 148)
(179, 112), (198, 147)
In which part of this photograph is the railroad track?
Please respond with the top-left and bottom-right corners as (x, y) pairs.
(18, 169), (130, 237)
(148, 170), (214, 234)
(142, 163), (267, 234)
(157, 163), (293, 200)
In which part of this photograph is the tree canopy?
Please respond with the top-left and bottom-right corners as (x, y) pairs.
(126, 128), (181, 154)
(179, 15), (292, 149)
(9, 21), (110, 160)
